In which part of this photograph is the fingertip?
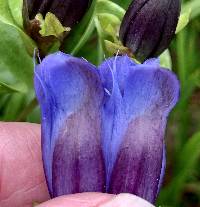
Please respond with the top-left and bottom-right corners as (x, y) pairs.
(99, 194), (155, 207)
(37, 193), (154, 207)
(37, 193), (114, 207)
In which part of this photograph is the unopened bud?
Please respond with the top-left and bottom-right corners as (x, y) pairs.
(119, 0), (181, 62)
(26, 0), (92, 27)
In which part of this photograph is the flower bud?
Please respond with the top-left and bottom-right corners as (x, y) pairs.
(26, 0), (92, 27)
(119, 0), (181, 62)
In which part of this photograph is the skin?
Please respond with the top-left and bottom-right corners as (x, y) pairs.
(0, 122), (154, 207)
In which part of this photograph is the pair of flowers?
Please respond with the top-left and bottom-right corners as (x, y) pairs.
(34, 52), (179, 204)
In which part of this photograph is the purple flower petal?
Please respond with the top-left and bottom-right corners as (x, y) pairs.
(99, 56), (135, 190)
(34, 52), (105, 197)
(99, 55), (136, 96)
(35, 53), (179, 202)
(157, 144), (166, 195)
(99, 56), (179, 203)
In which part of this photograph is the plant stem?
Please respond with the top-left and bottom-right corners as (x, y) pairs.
(176, 29), (189, 150)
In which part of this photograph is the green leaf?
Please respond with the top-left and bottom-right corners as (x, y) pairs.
(3, 93), (26, 121)
(97, 13), (121, 42)
(19, 28), (36, 56)
(179, 70), (200, 104)
(112, 0), (132, 9)
(159, 49), (172, 69)
(63, 0), (97, 55)
(96, 0), (125, 20)
(0, 81), (27, 94)
(176, 9), (191, 34)
(94, 17), (104, 64)
(0, 1), (35, 88)
(0, 0), (23, 27)
(47, 41), (61, 54)
(0, 20), (34, 88)
(98, 13), (120, 31)
(157, 132), (200, 205)
(71, 18), (95, 55)
(0, 0), (36, 58)
(182, 0), (200, 20)
(0, 0), (15, 24)
(8, 0), (24, 28)
(63, 0), (125, 56)
(37, 13), (70, 39)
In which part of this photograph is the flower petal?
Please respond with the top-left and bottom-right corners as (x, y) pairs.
(99, 56), (179, 203)
(34, 52), (105, 197)
(157, 144), (166, 195)
(99, 55), (136, 96)
(99, 56), (136, 189)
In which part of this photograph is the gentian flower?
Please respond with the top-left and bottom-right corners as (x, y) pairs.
(120, 0), (181, 61)
(34, 52), (179, 203)
(26, 0), (92, 27)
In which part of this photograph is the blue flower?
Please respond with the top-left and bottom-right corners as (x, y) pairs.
(34, 52), (179, 203)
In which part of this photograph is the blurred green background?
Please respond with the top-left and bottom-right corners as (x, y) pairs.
(0, 0), (200, 206)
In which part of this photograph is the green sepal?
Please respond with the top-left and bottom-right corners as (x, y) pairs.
(104, 40), (132, 56)
(37, 13), (71, 40)
(159, 49), (172, 70)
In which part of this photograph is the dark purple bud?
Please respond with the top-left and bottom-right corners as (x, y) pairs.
(119, 0), (181, 62)
(26, 0), (92, 27)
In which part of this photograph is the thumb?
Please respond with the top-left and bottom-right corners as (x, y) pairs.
(99, 194), (155, 207)
(37, 193), (113, 207)
(37, 193), (155, 207)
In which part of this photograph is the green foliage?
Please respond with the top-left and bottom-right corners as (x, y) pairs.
(0, 0), (35, 90)
(96, 0), (125, 19)
(0, 21), (34, 87)
(157, 132), (200, 205)
(0, 0), (23, 26)
(176, 9), (191, 34)
(183, 0), (200, 20)
(63, 0), (125, 62)
(63, 0), (97, 55)
(0, 81), (27, 94)
(7, 0), (24, 28)
(159, 50), (172, 69)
